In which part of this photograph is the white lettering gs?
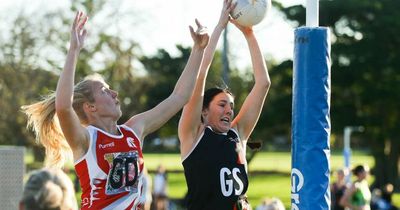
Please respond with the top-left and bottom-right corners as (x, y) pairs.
(219, 167), (244, 197)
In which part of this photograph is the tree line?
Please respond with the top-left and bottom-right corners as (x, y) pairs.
(0, 0), (399, 190)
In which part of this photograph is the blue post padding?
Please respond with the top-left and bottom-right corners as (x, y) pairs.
(291, 27), (331, 210)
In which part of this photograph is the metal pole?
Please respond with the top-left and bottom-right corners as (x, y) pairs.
(306, 0), (319, 27)
(343, 126), (364, 183)
(343, 127), (352, 184)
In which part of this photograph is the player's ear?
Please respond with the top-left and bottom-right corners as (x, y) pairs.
(201, 109), (208, 120)
(84, 102), (97, 112)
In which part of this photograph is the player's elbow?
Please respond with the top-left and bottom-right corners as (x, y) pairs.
(173, 89), (192, 105)
(258, 77), (271, 92)
(55, 102), (68, 113)
(170, 92), (189, 109)
(265, 77), (271, 89)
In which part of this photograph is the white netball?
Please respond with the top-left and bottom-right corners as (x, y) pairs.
(230, 0), (271, 27)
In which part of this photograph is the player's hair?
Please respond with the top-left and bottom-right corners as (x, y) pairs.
(203, 86), (234, 109)
(21, 74), (104, 167)
(21, 168), (78, 210)
(202, 87), (234, 123)
(353, 164), (369, 176)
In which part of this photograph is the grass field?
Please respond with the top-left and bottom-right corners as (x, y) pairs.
(143, 151), (400, 209)
(25, 150), (400, 209)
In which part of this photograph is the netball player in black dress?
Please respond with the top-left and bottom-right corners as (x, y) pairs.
(178, 0), (271, 209)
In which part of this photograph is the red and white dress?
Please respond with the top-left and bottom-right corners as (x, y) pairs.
(75, 125), (144, 210)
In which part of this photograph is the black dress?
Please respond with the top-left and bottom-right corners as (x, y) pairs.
(182, 126), (249, 210)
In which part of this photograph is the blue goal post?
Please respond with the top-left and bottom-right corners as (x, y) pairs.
(291, 27), (331, 210)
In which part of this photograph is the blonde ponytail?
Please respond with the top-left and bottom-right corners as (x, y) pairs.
(21, 93), (72, 168)
(22, 74), (105, 168)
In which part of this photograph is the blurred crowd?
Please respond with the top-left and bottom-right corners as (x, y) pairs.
(331, 164), (398, 210)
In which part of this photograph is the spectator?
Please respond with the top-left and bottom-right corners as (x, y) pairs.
(19, 168), (78, 210)
(371, 184), (398, 210)
(340, 164), (371, 210)
(153, 165), (168, 210)
(371, 188), (387, 210)
(331, 168), (349, 210)
(382, 183), (398, 210)
(140, 167), (152, 210)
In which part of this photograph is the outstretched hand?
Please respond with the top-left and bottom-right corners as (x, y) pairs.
(217, 0), (236, 28)
(230, 18), (254, 37)
(189, 19), (210, 49)
(70, 11), (88, 51)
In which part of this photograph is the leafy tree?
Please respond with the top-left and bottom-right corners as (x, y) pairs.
(276, 0), (400, 189)
(257, 59), (293, 148)
(138, 43), (264, 154)
(0, 1), (147, 163)
(0, 11), (61, 161)
(139, 45), (227, 140)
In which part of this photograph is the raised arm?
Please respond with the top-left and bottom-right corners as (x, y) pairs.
(125, 20), (209, 140)
(55, 11), (89, 158)
(230, 21), (271, 142)
(178, 0), (235, 153)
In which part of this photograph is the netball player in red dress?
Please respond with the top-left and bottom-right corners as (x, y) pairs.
(22, 11), (209, 209)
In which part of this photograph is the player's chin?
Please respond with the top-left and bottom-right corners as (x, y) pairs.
(218, 123), (231, 133)
(115, 110), (122, 119)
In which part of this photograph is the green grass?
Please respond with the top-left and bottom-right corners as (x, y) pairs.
(143, 153), (184, 171)
(143, 151), (384, 209)
(158, 172), (292, 208)
(25, 150), (397, 209)
(142, 151), (375, 173)
(247, 173), (291, 207)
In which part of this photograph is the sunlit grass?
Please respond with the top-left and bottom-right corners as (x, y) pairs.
(247, 173), (291, 207)
(143, 153), (183, 171)
(25, 150), (398, 209)
(144, 151), (378, 209)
